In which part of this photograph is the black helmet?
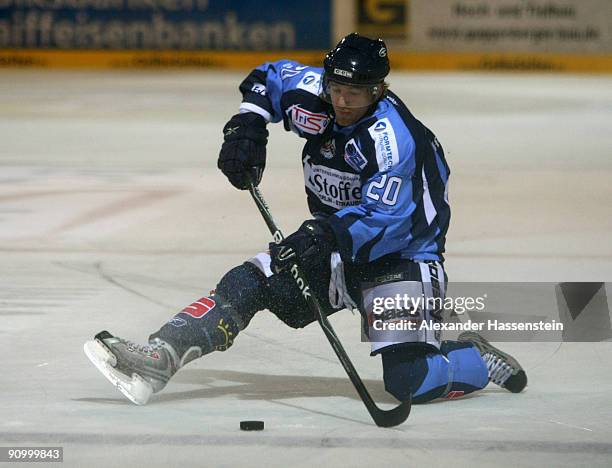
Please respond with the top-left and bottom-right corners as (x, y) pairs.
(323, 33), (390, 85)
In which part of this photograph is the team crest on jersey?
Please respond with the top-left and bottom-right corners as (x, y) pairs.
(344, 138), (368, 171)
(287, 105), (329, 135)
(320, 139), (335, 159)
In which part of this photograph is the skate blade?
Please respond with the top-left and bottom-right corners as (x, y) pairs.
(83, 339), (153, 406)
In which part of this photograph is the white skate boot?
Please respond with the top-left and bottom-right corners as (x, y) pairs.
(84, 331), (179, 405)
(458, 332), (527, 393)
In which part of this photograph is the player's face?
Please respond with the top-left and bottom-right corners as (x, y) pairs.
(327, 81), (378, 126)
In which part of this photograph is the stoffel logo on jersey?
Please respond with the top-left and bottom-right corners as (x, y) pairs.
(303, 155), (361, 209)
(287, 104), (329, 135)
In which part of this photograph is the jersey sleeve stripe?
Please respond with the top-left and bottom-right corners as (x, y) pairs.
(239, 102), (272, 122)
(421, 165), (437, 225)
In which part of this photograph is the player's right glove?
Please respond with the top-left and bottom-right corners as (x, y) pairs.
(269, 219), (336, 274)
(218, 112), (268, 190)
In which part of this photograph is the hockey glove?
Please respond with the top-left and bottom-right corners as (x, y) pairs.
(218, 112), (268, 190)
(270, 219), (336, 274)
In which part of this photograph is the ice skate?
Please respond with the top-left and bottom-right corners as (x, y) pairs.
(458, 332), (527, 393)
(84, 330), (179, 405)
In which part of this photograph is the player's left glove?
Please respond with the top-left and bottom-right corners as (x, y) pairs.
(270, 219), (336, 274)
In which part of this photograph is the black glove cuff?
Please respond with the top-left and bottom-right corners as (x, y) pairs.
(222, 112), (268, 145)
(299, 219), (336, 249)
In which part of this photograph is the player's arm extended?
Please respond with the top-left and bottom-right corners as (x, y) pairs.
(237, 59), (309, 123)
(218, 60), (307, 190)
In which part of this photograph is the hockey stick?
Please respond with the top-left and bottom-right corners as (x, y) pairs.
(247, 180), (411, 427)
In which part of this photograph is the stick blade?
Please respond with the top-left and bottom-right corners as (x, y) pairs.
(371, 397), (412, 428)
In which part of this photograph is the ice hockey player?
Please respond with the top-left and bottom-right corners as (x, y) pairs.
(84, 33), (527, 406)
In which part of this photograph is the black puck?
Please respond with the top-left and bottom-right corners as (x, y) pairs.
(240, 420), (264, 431)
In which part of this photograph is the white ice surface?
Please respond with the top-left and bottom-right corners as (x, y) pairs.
(1, 70), (611, 467)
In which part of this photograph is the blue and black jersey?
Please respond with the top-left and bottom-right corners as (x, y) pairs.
(238, 60), (450, 264)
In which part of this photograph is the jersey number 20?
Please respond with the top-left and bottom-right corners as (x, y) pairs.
(366, 175), (402, 206)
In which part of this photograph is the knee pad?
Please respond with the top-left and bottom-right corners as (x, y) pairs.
(266, 270), (318, 329)
(250, 253), (337, 330)
(216, 262), (271, 327)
